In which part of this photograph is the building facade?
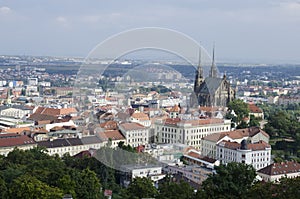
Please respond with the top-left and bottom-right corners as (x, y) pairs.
(155, 117), (231, 149)
(194, 47), (235, 107)
(119, 122), (149, 147)
(216, 140), (271, 170)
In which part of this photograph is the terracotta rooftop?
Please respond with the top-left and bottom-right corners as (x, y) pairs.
(0, 133), (36, 147)
(3, 127), (30, 134)
(100, 130), (125, 141)
(119, 122), (146, 131)
(99, 120), (118, 130)
(131, 112), (150, 121)
(34, 107), (77, 116)
(258, 161), (300, 176)
(219, 140), (270, 151)
(204, 127), (269, 142)
(170, 104), (180, 112)
(249, 104), (263, 113)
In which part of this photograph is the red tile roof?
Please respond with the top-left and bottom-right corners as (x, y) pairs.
(249, 104), (263, 113)
(258, 161), (300, 176)
(119, 122), (146, 131)
(3, 127), (30, 134)
(219, 140), (270, 151)
(101, 130), (125, 140)
(0, 133), (35, 147)
(131, 112), (150, 121)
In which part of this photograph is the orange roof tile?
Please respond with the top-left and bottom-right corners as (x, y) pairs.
(131, 112), (150, 121)
(119, 122), (146, 131)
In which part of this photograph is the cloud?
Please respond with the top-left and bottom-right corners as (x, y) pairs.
(0, 6), (11, 14)
(56, 16), (67, 23)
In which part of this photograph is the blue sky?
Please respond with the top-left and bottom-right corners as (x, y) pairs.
(0, 0), (300, 63)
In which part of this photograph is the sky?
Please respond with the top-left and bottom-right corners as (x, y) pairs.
(0, 0), (300, 63)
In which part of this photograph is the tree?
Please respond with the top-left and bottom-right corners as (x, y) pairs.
(0, 176), (8, 198)
(158, 177), (195, 199)
(201, 162), (256, 198)
(73, 168), (103, 199)
(10, 174), (63, 199)
(122, 177), (158, 199)
(227, 99), (250, 124)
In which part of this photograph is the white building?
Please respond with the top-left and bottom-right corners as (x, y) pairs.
(201, 127), (270, 159)
(38, 136), (105, 157)
(154, 118), (231, 149)
(257, 161), (300, 182)
(216, 140), (271, 170)
(119, 122), (149, 147)
(0, 105), (33, 119)
(120, 164), (165, 187)
(130, 112), (151, 127)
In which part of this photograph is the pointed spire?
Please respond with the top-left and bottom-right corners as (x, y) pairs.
(194, 46), (204, 94)
(210, 42), (218, 78)
(197, 47), (203, 79)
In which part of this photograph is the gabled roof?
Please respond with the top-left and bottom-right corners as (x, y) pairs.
(0, 133), (36, 147)
(203, 127), (269, 142)
(38, 138), (83, 148)
(131, 112), (150, 121)
(34, 107), (77, 116)
(119, 122), (146, 131)
(249, 104), (263, 113)
(218, 140), (270, 151)
(98, 130), (125, 141)
(258, 161), (300, 176)
(199, 77), (224, 94)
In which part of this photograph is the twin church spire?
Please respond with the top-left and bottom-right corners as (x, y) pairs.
(195, 44), (218, 83)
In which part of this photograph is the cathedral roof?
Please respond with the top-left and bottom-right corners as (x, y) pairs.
(199, 77), (224, 94)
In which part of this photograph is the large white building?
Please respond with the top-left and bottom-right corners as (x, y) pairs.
(201, 127), (270, 159)
(154, 117), (231, 149)
(216, 139), (271, 170)
(119, 122), (149, 147)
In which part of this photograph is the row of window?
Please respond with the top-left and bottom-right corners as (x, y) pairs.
(159, 125), (229, 135)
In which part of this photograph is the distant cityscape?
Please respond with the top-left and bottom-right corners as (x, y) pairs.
(0, 54), (300, 198)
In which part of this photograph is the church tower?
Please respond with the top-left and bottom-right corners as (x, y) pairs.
(194, 48), (204, 94)
(209, 44), (218, 78)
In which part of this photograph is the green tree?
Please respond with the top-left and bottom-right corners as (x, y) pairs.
(201, 162), (256, 198)
(158, 177), (195, 199)
(0, 176), (8, 198)
(9, 174), (63, 199)
(227, 99), (250, 124)
(122, 177), (158, 199)
(73, 168), (103, 199)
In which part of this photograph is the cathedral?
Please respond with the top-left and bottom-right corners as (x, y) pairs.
(194, 47), (235, 107)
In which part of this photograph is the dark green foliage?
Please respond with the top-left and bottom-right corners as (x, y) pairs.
(10, 174), (64, 199)
(227, 99), (250, 124)
(201, 162), (256, 199)
(158, 176), (195, 199)
(121, 177), (158, 199)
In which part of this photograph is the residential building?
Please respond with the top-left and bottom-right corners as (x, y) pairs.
(38, 136), (105, 156)
(98, 130), (126, 148)
(216, 140), (271, 170)
(248, 104), (264, 119)
(119, 122), (149, 147)
(257, 161), (300, 182)
(130, 112), (151, 127)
